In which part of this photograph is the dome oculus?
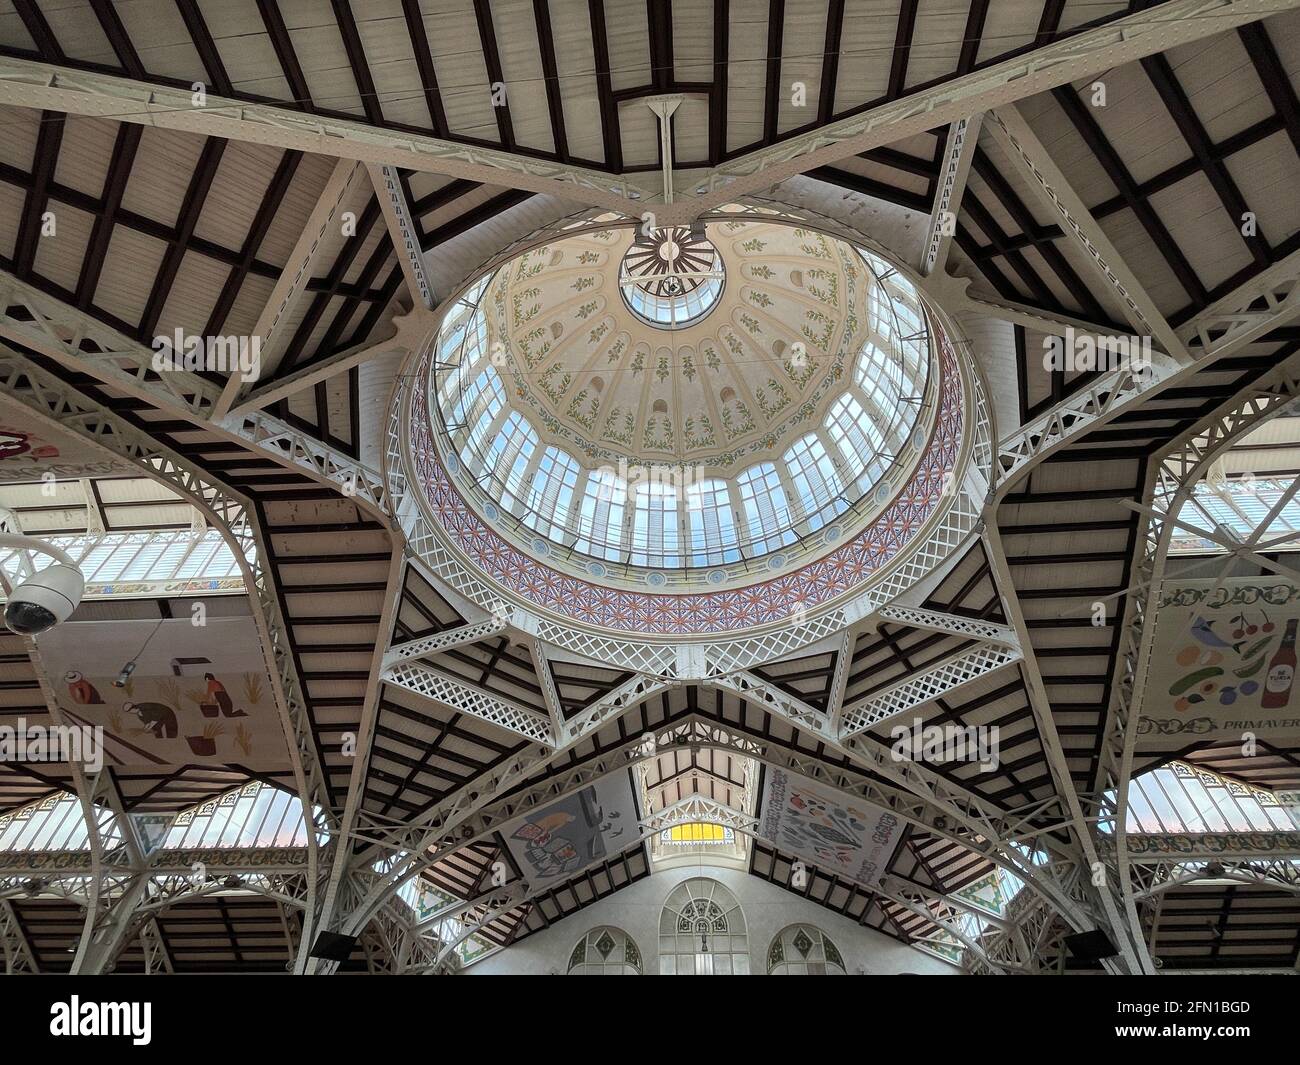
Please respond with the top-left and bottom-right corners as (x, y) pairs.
(619, 225), (725, 329)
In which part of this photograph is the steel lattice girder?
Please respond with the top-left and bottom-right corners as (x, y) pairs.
(0, 270), (390, 518)
(1093, 352), (1300, 974)
(992, 246), (1300, 490)
(0, 347), (333, 962)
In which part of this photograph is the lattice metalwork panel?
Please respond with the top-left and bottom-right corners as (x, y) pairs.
(840, 642), (1022, 736)
(383, 662), (554, 744)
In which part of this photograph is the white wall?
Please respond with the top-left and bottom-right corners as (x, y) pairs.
(466, 865), (961, 975)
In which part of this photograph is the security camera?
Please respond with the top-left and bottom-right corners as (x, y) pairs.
(4, 562), (84, 635)
(0, 525), (85, 636)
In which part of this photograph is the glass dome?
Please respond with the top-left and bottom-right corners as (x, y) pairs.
(425, 214), (938, 587)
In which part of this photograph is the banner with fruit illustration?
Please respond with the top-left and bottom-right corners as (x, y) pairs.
(1142, 578), (1300, 746)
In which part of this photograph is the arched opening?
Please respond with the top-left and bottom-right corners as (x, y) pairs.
(566, 927), (642, 975)
(659, 878), (749, 974)
(767, 924), (847, 975)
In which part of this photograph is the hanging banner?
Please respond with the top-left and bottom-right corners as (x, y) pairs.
(499, 771), (640, 889)
(757, 768), (902, 887)
(34, 618), (285, 769)
(1142, 577), (1300, 745)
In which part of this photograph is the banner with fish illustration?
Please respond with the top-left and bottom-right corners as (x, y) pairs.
(1142, 578), (1300, 746)
(757, 768), (902, 887)
(499, 770), (639, 889)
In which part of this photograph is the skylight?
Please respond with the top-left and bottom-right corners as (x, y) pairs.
(1169, 477), (1300, 555)
(1121, 761), (1299, 834)
(429, 220), (936, 578)
(0, 528), (246, 600)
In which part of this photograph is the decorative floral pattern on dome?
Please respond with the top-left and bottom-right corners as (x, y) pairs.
(482, 222), (868, 472)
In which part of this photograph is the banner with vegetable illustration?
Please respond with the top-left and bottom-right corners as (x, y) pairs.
(1142, 578), (1300, 745)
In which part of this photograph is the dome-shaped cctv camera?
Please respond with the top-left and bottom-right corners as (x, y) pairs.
(4, 562), (84, 635)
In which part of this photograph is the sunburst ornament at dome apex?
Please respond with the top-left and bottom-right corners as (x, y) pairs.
(482, 220), (870, 473)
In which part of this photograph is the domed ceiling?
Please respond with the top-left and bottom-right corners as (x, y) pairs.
(391, 207), (984, 653)
(483, 219), (869, 473)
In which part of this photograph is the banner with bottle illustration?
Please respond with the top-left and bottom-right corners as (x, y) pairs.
(1142, 577), (1300, 746)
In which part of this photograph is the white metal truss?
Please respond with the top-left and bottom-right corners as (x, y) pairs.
(672, 0), (1300, 222)
(989, 203), (1300, 494)
(875, 606), (1018, 647)
(878, 877), (1022, 974)
(381, 617), (508, 671)
(983, 523), (1146, 975)
(0, 56), (657, 214)
(826, 630), (855, 735)
(411, 796), (1006, 975)
(369, 163), (436, 312)
(0, 3), (1291, 229)
(691, 664), (1103, 937)
(1094, 351), (1300, 974)
(1102, 833), (1300, 864)
(708, 670), (831, 736)
(922, 114), (983, 278)
(996, 361), (1174, 487)
(0, 270), (390, 519)
(213, 158), (366, 417)
(382, 660), (555, 745)
(308, 672), (677, 965)
(0, 347), (332, 955)
(138, 916), (175, 975)
(329, 706), (1098, 973)
(1177, 246), (1300, 358)
(838, 642), (1022, 737)
(0, 898), (38, 973)
(985, 105), (1187, 362)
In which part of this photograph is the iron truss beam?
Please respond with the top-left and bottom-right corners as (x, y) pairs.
(0, 1), (1292, 228)
(837, 642), (1023, 737)
(691, 669), (1106, 942)
(0, 898), (38, 973)
(875, 605), (1018, 647)
(991, 246), (1300, 491)
(0, 347), (332, 962)
(0, 56), (657, 214)
(673, 0), (1300, 223)
(984, 105), (1187, 361)
(306, 672), (676, 969)
(382, 660), (555, 745)
(1094, 351), (1300, 973)
(212, 157), (367, 417)
(0, 270), (390, 517)
(922, 114), (983, 278)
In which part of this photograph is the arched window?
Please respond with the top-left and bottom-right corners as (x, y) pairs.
(567, 927), (642, 975)
(522, 446), (579, 538)
(455, 368), (505, 455)
(736, 462), (796, 555)
(686, 478), (740, 566)
(631, 482), (680, 567)
(483, 411), (538, 511)
(659, 878), (749, 974)
(783, 433), (846, 530)
(575, 468), (626, 560)
(826, 393), (888, 492)
(767, 925), (846, 975)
